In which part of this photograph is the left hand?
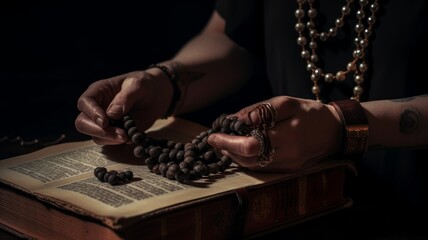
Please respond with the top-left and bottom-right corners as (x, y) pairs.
(207, 96), (343, 172)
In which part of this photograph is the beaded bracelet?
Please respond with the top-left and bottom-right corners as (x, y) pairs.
(329, 99), (369, 155)
(149, 64), (181, 119)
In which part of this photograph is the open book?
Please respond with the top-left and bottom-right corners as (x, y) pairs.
(0, 117), (356, 240)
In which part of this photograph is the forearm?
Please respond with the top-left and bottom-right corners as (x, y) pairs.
(170, 32), (254, 114)
(362, 94), (428, 149)
(157, 12), (254, 115)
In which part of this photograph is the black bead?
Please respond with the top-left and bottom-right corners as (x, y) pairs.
(120, 113), (251, 182)
(94, 167), (107, 176)
(149, 146), (162, 158)
(103, 172), (111, 182)
(108, 173), (119, 185)
(145, 156), (155, 165)
(158, 152), (170, 163)
(96, 171), (106, 182)
(125, 170), (134, 180)
(117, 172), (127, 181)
(166, 140), (176, 148)
(127, 126), (139, 137)
(159, 163), (168, 177)
(152, 164), (160, 175)
(134, 145), (146, 158)
(132, 132), (148, 145)
(124, 119), (135, 130)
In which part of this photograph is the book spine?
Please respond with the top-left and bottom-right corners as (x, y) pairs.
(122, 166), (350, 239)
(244, 167), (347, 235)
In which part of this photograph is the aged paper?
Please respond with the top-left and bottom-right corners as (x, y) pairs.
(0, 117), (354, 228)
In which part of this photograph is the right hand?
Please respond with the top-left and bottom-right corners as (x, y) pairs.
(75, 69), (173, 145)
(207, 96), (343, 172)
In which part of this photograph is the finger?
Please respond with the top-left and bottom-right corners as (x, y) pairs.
(92, 136), (128, 145)
(75, 112), (128, 144)
(207, 133), (260, 157)
(77, 94), (110, 129)
(220, 150), (259, 169)
(106, 76), (146, 120)
(234, 97), (300, 126)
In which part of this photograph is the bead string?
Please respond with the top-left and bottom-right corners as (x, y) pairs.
(94, 167), (134, 185)
(295, 0), (379, 102)
(116, 114), (252, 182)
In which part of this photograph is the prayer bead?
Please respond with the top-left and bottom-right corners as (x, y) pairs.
(120, 113), (258, 182)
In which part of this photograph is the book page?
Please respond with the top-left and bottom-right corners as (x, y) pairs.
(0, 117), (355, 229)
(0, 118), (199, 190)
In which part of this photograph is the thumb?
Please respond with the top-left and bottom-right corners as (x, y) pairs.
(208, 133), (260, 157)
(234, 97), (300, 127)
(106, 77), (141, 119)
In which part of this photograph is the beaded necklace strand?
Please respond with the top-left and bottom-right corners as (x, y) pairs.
(295, 0), (379, 102)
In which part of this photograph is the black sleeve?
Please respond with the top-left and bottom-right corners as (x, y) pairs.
(215, 0), (264, 56)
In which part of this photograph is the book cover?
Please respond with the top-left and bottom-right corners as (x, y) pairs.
(0, 117), (355, 239)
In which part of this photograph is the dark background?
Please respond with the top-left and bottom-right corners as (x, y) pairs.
(1, 2), (426, 240)
(0, 1), (214, 136)
(0, 1), (270, 159)
(0, 3), (355, 239)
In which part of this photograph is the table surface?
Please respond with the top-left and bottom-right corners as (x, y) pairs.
(1, 209), (427, 240)
(1, 131), (427, 240)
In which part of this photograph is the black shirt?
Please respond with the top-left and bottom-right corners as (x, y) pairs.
(216, 0), (428, 237)
(217, 0), (428, 101)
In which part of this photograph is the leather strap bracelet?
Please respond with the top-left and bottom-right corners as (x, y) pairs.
(329, 99), (369, 155)
(149, 64), (181, 119)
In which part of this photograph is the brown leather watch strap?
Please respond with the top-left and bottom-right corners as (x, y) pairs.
(330, 99), (369, 155)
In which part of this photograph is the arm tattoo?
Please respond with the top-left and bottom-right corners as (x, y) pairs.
(399, 108), (421, 134)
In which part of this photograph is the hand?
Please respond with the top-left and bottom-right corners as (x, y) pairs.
(75, 69), (172, 145)
(208, 96), (343, 172)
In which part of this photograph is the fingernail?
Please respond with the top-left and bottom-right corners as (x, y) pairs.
(118, 134), (127, 143)
(116, 129), (128, 143)
(207, 134), (216, 145)
(96, 118), (105, 128)
(107, 104), (123, 116)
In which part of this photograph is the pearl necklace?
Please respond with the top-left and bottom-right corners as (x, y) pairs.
(295, 0), (379, 102)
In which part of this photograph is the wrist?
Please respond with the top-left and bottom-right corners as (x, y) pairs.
(326, 104), (345, 154)
(147, 64), (182, 119)
(329, 99), (369, 156)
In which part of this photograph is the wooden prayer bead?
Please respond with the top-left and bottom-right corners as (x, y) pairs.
(94, 168), (133, 185)
(158, 152), (169, 163)
(152, 164), (160, 175)
(96, 171), (106, 182)
(127, 127), (139, 137)
(103, 172), (112, 182)
(108, 173), (119, 185)
(166, 164), (180, 180)
(120, 113), (254, 182)
(117, 172), (127, 181)
(134, 145), (146, 158)
(125, 170), (134, 180)
(159, 163), (168, 177)
(124, 119), (135, 130)
(94, 167), (107, 176)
